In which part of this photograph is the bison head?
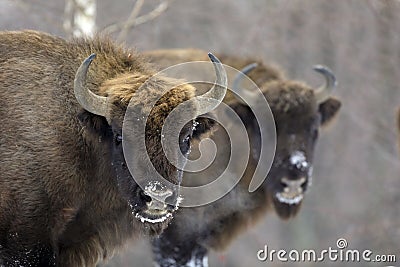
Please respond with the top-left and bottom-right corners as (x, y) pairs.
(233, 65), (341, 219)
(74, 53), (227, 233)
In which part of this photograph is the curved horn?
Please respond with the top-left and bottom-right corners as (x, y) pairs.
(312, 65), (337, 104)
(74, 53), (109, 118)
(194, 53), (228, 115)
(231, 63), (259, 104)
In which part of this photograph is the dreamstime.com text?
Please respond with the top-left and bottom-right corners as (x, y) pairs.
(257, 238), (397, 264)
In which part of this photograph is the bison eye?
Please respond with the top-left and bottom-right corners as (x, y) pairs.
(180, 134), (192, 155)
(115, 134), (123, 145)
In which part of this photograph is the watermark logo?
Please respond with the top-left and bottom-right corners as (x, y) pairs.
(122, 61), (276, 207)
(257, 238), (397, 264)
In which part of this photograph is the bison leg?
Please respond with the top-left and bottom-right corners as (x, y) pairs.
(151, 236), (208, 267)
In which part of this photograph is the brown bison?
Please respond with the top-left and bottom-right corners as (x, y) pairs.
(0, 32), (228, 267)
(143, 49), (341, 266)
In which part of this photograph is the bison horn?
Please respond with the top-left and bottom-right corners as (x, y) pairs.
(194, 53), (228, 115)
(312, 65), (337, 104)
(231, 63), (259, 105)
(74, 54), (109, 119)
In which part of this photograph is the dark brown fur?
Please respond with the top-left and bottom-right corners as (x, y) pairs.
(0, 32), (214, 267)
(145, 49), (341, 266)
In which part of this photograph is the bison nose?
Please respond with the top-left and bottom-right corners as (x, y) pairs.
(280, 177), (307, 193)
(139, 190), (153, 203)
(142, 186), (174, 211)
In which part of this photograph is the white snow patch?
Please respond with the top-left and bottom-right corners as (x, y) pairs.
(290, 151), (308, 170)
(145, 181), (166, 192)
(192, 120), (199, 131)
(203, 255), (208, 267)
(176, 196), (183, 207)
(183, 254), (208, 267)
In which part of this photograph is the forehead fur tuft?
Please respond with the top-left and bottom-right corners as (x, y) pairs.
(263, 80), (317, 114)
(99, 73), (196, 130)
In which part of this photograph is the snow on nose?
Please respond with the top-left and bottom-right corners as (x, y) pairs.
(290, 151), (309, 170)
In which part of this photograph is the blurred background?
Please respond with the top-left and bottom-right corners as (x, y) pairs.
(1, 0), (399, 266)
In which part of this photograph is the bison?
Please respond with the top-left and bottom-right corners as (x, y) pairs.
(0, 32), (228, 267)
(143, 49), (342, 266)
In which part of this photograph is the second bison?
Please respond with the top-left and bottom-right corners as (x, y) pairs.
(144, 48), (342, 266)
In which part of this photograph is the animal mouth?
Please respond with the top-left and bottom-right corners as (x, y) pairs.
(133, 195), (183, 224)
(134, 210), (173, 224)
(275, 191), (304, 205)
(271, 177), (307, 219)
(274, 177), (306, 205)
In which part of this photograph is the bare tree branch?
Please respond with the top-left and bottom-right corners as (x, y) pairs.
(117, 0), (145, 42)
(102, 0), (172, 41)
(131, 0), (170, 27)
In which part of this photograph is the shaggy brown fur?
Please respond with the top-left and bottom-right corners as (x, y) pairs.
(0, 32), (215, 267)
(145, 49), (342, 266)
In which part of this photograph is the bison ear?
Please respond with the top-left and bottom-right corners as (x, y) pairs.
(77, 111), (112, 138)
(318, 97), (341, 127)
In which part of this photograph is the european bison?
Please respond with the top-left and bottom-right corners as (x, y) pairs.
(143, 49), (341, 266)
(0, 32), (228, 267)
